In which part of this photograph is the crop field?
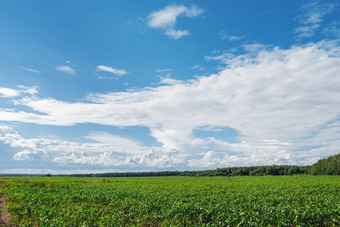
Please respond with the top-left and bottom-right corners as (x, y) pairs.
(0, 176), (339, 226)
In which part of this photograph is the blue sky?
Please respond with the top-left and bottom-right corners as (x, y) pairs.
(0, 0), (340, 174)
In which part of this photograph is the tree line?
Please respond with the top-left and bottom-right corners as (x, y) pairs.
(67, 153), (339, 177)
(309, 153), (340, 175)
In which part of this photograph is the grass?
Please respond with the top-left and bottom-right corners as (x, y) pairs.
(1, 175), (339, 226)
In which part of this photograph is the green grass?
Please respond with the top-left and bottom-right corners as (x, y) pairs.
(1, 176), (339, 226)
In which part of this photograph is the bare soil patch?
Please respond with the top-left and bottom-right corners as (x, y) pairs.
(0, 190), (10, 227)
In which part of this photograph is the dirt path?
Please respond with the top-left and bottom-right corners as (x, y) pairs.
(0, 189), (10, 227)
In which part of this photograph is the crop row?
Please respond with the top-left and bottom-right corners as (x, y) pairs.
(2, 176), (340, 226)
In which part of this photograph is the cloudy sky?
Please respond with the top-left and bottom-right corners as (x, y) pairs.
(0, 0), (340, 174)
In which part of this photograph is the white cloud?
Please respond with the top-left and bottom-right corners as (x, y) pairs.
(0, 41), (340, 168)
(0, 86), (38, 98)
(13, 149), (38, 160)
(19, 66), (40, 73)
(220, 31), (243, 41)
(97, 75), (115, 80)
(295, 24), (320, 38)
(86, 132), (145, 154)
(148, 5), (187, 29)
(204, 43), (272, 65)
(96, 65), (128, 76)
(164, 29), (190, 39)
(159, 77), (183, 85)
(147, 4), (204, 39)
(190, 64), (205, 71)
(0, 124), (300, 170)
(156, 69), (172, 73)
(0, 125), (185, 169)
(295, 1), (336, 38)
(55, 65), (76, 75)
(0, 88), (19, 98)
(204, 52), (234, 63)
(17, 85), (39, 95)
(229, 36), (242, 41)
(302, 2), (334, 24)
(323, 21), (340, 38)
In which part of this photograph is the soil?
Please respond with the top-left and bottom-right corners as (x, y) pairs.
(0, 190), (10, 227)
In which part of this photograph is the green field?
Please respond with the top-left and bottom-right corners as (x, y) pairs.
(0, 176), (339, 226)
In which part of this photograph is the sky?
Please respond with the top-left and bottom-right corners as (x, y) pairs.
(0, 0), (340, 174)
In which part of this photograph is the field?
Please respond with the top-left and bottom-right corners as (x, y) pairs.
(0, 176), (339, 226)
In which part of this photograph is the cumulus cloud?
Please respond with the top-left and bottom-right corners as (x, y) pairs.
(294, 1), (336, 38)
(0, 41), (340, 168)
(86, 132), (145, 154)
(0, 125), (185, 169)
(96, 65), (128, 76)
(0, 88), (19, 98)
(55, 65), (76, 75)
(147, 4), (204, 39)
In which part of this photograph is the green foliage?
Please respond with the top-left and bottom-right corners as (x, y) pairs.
(70, 171), (181, 178)
(310, 153), (340, 175)
(68, 165), (311, 178)
(178, 165), (310, 177)
(1, 176), (340, 226)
